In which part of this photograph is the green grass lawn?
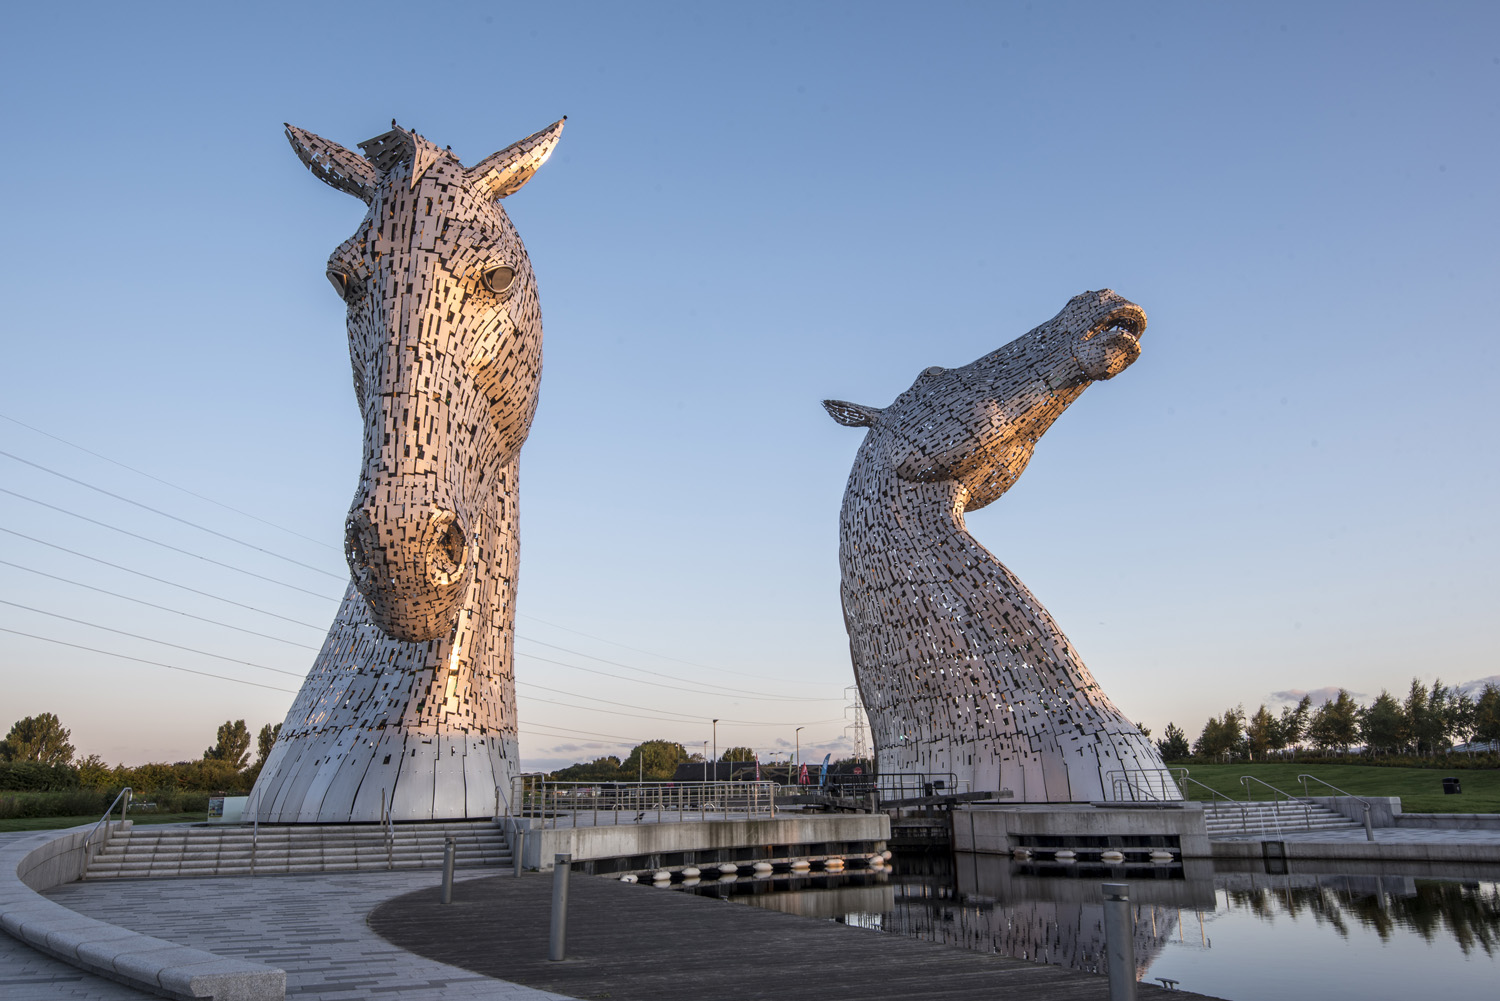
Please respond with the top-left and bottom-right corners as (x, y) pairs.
(1175, 762), (1500, 814)
(0, 812), (207, 833)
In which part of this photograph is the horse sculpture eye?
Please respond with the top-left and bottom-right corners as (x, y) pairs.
(482, 265), (516, 297)
(326, 269), (350, 298)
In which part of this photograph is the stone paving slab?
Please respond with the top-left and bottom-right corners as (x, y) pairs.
(44, 870), (570, 1001)
(0, 926), (161, 1001)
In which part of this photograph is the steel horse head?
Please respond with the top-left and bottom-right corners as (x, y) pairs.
(248, 119), (563, 824)
(288, 118), (563, 641)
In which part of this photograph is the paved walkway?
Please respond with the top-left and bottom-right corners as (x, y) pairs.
(1213, 826), (1500, 844)
(44, 870), (569, 1000)
(368, 871), (1199, 1001)
(0, 923), (158, 1001)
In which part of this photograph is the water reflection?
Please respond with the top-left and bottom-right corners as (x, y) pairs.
(681, 854), (1500, 1001)
(1217, 872), (1500, 956)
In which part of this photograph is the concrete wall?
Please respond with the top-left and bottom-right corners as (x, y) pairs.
(511, 814), (889, 871)
(952, 803), (1210, 858)
(1394, 812), (1500, 831)
(1, 823), (285, 1000)
(1305, 795), (1402, 827)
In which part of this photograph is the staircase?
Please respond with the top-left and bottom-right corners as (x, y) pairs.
(1201, 800), (1361, 838)
(85, 820), (512, 879)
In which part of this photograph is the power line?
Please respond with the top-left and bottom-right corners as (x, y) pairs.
(517, 635), (837, 701)
(519, 611), (811, 686)
(0, 559), (319, 650)
(0, 449), (345, 582)
(516, 686), (842, 728)
(0, 527), (329, 631)
(515, 648), (839, 703)
(0, 487), (342, 603)
(2, 413), (812, 691)
(517, 677), (836, 726)
(0, 411), (337, 550)
(0, 599), (306, 678)
(0, 627), (299, 694)
(0, 421), (843, 705)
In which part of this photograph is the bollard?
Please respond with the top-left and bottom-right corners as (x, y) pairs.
(1101, 883), (1136, 1001)
(440, 837), (456, 904)
(513, 829), (525, 877)
(549, 853), (571, 961)
(1363, 804), (1375, 843)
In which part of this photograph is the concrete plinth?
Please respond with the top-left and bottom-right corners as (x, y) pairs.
(511, 814), (889, 873)
(953, 802), (1210, 858)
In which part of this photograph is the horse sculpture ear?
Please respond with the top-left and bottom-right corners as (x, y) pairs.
(467, 118), (566, 201)
(823, 400), (884, 428)
(285, 125), (377, 204)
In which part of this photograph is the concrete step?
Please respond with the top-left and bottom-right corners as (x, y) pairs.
(85, 820), (515, 879)
(1200, 799), (1362, 835)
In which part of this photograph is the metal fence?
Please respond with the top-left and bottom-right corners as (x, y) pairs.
(506, 776), (779, 829)
(1105, 766), (1185, 802)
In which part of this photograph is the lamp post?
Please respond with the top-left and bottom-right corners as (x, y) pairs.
(795, 727), (805, 782)
(702, 741), (708, 783)
(712, 719), (719, 779)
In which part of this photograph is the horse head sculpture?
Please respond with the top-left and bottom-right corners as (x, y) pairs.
(825, 290), (1177, 803)
(287, 119), (563, 641)
(248, 119), (562, 823)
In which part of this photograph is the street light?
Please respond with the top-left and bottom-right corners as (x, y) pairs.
(702, 741), (708, 783)
(795, 726), (805, 782)
(712, 719), (719, 780)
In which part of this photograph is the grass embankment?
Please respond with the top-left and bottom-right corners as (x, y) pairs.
(1178, 762), (1500, 814)
(0, 813), (206, 833)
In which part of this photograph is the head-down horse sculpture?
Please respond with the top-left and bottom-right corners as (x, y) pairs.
(825, 290), (1178, 802)
(249, 118), (563, 822)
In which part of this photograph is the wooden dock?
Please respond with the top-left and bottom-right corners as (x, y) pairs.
(370, 871), (1214, 1001)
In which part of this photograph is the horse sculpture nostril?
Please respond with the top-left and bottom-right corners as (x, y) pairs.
(437, 519), (466, 570)
(344, 512), (376, 579)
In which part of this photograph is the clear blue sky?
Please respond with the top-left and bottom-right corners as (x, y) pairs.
(1, 2), (1495, 770)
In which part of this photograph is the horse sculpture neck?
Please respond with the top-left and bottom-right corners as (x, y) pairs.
(828, 290), (1176, 803)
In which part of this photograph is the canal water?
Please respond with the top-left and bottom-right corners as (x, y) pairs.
(677, 853), (1500, 1001)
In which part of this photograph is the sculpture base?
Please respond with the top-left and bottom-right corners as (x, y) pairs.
(247, 731), (518, 824)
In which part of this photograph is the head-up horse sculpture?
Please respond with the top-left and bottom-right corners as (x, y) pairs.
(249, 118), (563, 822)
(825, 289), (1178, 802)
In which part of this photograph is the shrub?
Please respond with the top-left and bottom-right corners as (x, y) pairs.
(0, 761), (81, 792)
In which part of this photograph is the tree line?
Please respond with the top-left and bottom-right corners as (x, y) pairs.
(0, 713), (282, 795)
(548, 741), (765, 782)
(1156, 680), (1500, 762)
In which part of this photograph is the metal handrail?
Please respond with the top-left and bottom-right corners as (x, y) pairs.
(1105, 766), (1183, 802)
(1298, 773), (1376, 841)
(1173, 771), (1250, 831)
(513, 778), (780, 829)
(84, 786), (132, 853)
(1239, 775), (1312, 835)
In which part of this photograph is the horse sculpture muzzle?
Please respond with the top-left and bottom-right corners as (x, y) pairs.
(345, 503), (469, 643)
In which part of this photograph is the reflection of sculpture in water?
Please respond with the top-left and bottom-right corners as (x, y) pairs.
(826, 290), (1176, 802)
(880, 853), (1201, 979)
(250, 119), (564, 823)
(887, 897), (1179, 979)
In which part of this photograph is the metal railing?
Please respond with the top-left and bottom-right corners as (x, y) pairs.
(776, 771), (968, 802)
(1298, 773), (1375, 841)
(1172, 769), (1251, 831)
(1105, 766), (1184, 802)
(83, 786), (132, 856)
(1240, 775), (1313, 835)
(508, 777), (779, 829)
(380, 788), (394, 869)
